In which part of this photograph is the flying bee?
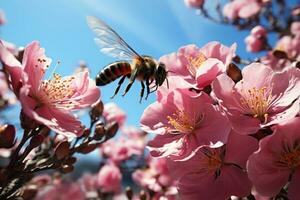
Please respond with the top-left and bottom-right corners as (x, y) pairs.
(86, 16), (168, 102)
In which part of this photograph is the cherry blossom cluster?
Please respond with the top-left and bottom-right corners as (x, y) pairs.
(140, 1), (300, 198)
(0, 15), (124, 199)
(0, 0), (299, 199)
(27, 103), (177, 200)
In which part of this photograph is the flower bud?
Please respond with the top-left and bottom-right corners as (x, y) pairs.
(272, 50), (288, 59)
(64, 157), (77, 165)
(77, 143), (98, 154)
(125, 187), (133, 200)
(94, 123), (105, 140)
(54, 141), (70, 160)
(0, 124), (15, 148)
(60, 164), (74, 174)
(105, 122), (119, 139)
(29, 134), (45, 149)
(82, 128), (90, 137)
(21, 184), (38, 200)
(232, 55), (241, 64)
(20, 110), (38, 130)
(90, 100), (104, 122)
(139, 190), (147, 200)
(292, 5), (300, 16)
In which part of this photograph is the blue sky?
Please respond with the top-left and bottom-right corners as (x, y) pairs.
(0, 0), (251, 127)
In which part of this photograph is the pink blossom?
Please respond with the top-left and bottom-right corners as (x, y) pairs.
(78, 173), (98, 192)
(36, 182), (85, 200)
(132, 157), (177, 196)
(0, 10), (6, 25)
(1, 40), (18, 56)
(103, 102), (126, 127)
(245, 26), (267, 52)
(184, 0), (204, 8)
(97, 163), (122, 193)
(274, 23), (300, 61)
(156, 76), (194, 103)
(212, 63), (300, 134)
(252, 189), (271, 200)
(275, 35), (300, 61)
(100, 135), (144, 164)
(260, 52), (292, 72)
(0, 41), (100, 137)
(223, 0), (263, 20)
(100, 124), (146, 165)
(0, 72), (8, 98)
(247, 117), (300, 199)
(120, 126), (146, 153)
(31, 175), (52, 187)
(292, 5), (300, 16)
(120, 125), (146, 139)
(168, 131), (258, 200)
(291, 22), (300, 36)
(159, 42), (236, 90)
(141, 89), (230, 160)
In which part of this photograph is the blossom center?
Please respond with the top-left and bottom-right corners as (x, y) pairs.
(186, 52), (207, 76)
(278, 146), (300, 169)
(39, 73), (77, 110)
(240, 86), (273, 123)
(199, 148), (223, 175)
(167, 110), (203, 134)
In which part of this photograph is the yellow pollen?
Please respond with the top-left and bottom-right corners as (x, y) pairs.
(185, 53), (207, 76)
(240, 86), (273, 123)
(166, 110), (203, 134)
(39, 73), (77, 110)
(278, 148), (300, 169)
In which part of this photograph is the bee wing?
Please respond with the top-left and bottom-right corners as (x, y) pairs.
(87, 16), (143, 60)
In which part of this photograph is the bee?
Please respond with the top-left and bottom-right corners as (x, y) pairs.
(86, 16), (168, 102)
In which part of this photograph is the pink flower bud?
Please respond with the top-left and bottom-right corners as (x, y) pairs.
(245, 26), (267, 52)
(291, 22), (300, 36)
(184, 0), (204, 8)
(251, 25), (267, 37)
(97, 163), (122, 193)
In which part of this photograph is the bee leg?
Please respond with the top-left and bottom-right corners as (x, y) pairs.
(139, 81), (145, 103)
(122, 79), (135, 96)
(122, 69), (137, 96)
(145, 78), (150, 100)
(111, 75), (126, 99)
(122, 78), (135, 96)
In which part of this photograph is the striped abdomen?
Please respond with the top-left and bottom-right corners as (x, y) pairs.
(96, 61), (132, 86)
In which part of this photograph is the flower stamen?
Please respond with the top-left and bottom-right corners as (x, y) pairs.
(198, 147), (224, 176)
(39, 73), (77, 110)
(185, 52), (207, 76)
(277, 144), (300, 169)
(166, 110), (203, 134)
(240, 86), (273, 123)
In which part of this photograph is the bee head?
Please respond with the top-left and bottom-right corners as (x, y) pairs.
(155, 62), (168, 86)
